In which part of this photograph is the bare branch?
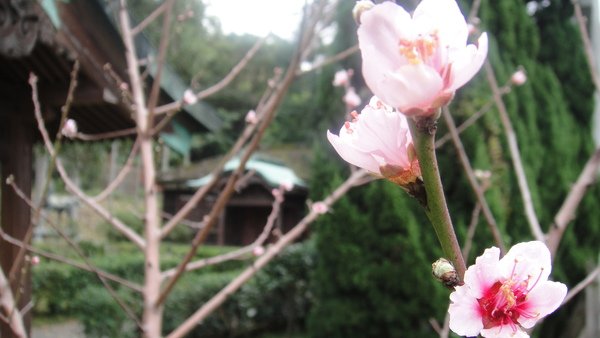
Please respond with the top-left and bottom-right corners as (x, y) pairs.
(562, 264), (600, 305)
(442, 107), (506, 253)
(0, 229), (142, 293)
(154, 37), (267, 117)
(76, 128), (137, 141)
(547, 148), (600, 256)
(0, 268), (26, 338)
(93, 138), (140, 202)
(572, 0), (600, 91)
(297, 44), (360, 75)
(484, 61), (545, 241)
(161, 186), (285, 279)
(166, 169), (369, 338)
(131, 0), (176, 36)
(462, 203), (482, 261)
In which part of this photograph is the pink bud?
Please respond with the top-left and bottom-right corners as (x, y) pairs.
(510, 69), (527, 86)
(343, 87), (362, 109)
(253, 246), (265, 257)
(31, 256), (40, 266)
(245, 110), (258, 124)
(61, 119), (78, 138)
(120, 82), (129, 91)
(332, 69), (353, 87)
(312, 201), (329, 215)
(183, 89), (198, 105)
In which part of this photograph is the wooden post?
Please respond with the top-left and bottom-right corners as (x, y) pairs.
(1, 112), (33, 337)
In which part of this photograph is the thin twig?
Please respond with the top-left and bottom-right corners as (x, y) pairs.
(572, 0), (600, 91)
(131, 0), (175, 36)
(296, 44), (359, 75)
(166, 169), (368, 338)
(77, 127), (137, 141)
(0, 229), (142, 293)
(442, 107), (506, 253)
(5, 183), (143, 327)
(154, 36), (266, 117)
(161, 186), (285, 279)
(0, 268), (26, 338)
(156, 4), (320, 306)
(462, 203), (482, 261)
(562, 264), (600, 305)
(484, 61), (545, 241)
(93, 137), (140, 202)
(546, 148), (600, 256)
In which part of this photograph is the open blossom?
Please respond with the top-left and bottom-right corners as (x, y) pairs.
(327, 96), (420, 186)
(449, 241), (567, 338)
(357, 0), (488, 116)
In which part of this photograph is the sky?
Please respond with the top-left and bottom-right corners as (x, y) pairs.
(203, 0), (306, 40)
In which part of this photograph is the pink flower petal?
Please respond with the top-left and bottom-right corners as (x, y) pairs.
(448, 285), (484, 337)
(412, 0), (468, 49)
(448, 33), (489, 91)
(463, 246), (501, 298)
(327, 130), (381, 174)
(517, 280), (567, 329)
(375, 64), (443, 111)
(481, 324), (529, 338)
(498, 241), (551, 283)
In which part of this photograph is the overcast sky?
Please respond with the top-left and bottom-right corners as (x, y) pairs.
(203, 0), (306, 40)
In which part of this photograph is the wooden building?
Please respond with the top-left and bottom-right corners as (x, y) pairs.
(160, 155), (309, 246)
(0, 1), (219, 335)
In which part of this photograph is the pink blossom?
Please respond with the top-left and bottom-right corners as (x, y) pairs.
(327, 96), (420, 186)
(511, 69), (527, 86)
(449, 241), (567, 338)
(343, 87), (362, 109)
(332, 69), (353, 87)
(357, 0), (488, 116)
(183, 89), (198, 105)
(61, 119), (78, 138)
(245, 110), (258, 124)
(253, 246), (265, 257)
(30, 256), (40, 266)
(312, 201), (329, 215)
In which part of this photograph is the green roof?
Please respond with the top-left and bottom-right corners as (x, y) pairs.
(186, 156), (306, 189)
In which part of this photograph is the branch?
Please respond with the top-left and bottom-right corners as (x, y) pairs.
(76, 127), (137, 141)
(572, 0), (600, 91)
(546, 148), (600, 256)
(462, 203), (482, 261)
(484, 61), (545, 241)
(161, 186), (285, 279)
(296, 44), (359, 75)
(166, 169), (369, 338)
(562, 264), (600, 305)
(154, 36), (266, 117)
(131, 0), (176, 36)
(0, 268), (26, 338)
(442, 107), (506, 253)
(93, 137), (140, 202)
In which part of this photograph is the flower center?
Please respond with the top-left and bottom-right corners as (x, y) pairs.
(477, 260), (543, 332)
(398, 34), (438, 65)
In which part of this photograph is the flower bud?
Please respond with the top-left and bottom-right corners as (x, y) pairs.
(61, 119), (78, 139)
(245, 110), (258, 124)
(352, 0), (375, 24)
(312, 201), (329, 215)
(432, 258), (459, 288)
(510, 68), (527, 86)
(183, 89), (198, 105)
(253, 246), (265, 257)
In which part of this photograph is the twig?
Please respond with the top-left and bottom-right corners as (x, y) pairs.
(166, 169), (368, 338)
(154, 36), (266, 117)
(484, 61), (545, 242)
(77, 127), (137, 141)
(572, 0), (600, 91)
(547, 148), (600, 256)
(0, 269), (26, 338)
(562, 264), (600, 305)
(156, 4), (320, 306)
(131, 0), (176, 36)
(462, 203), (482, 261)
(5, 182), (144, 323)
(0, 229), (142, 293)
(93, 137), (140, 202)
(161, 186), (284, 279)
(442, 107), (506, 253)
(296, 44), (359, 75)
(435, 87), (510, 149)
